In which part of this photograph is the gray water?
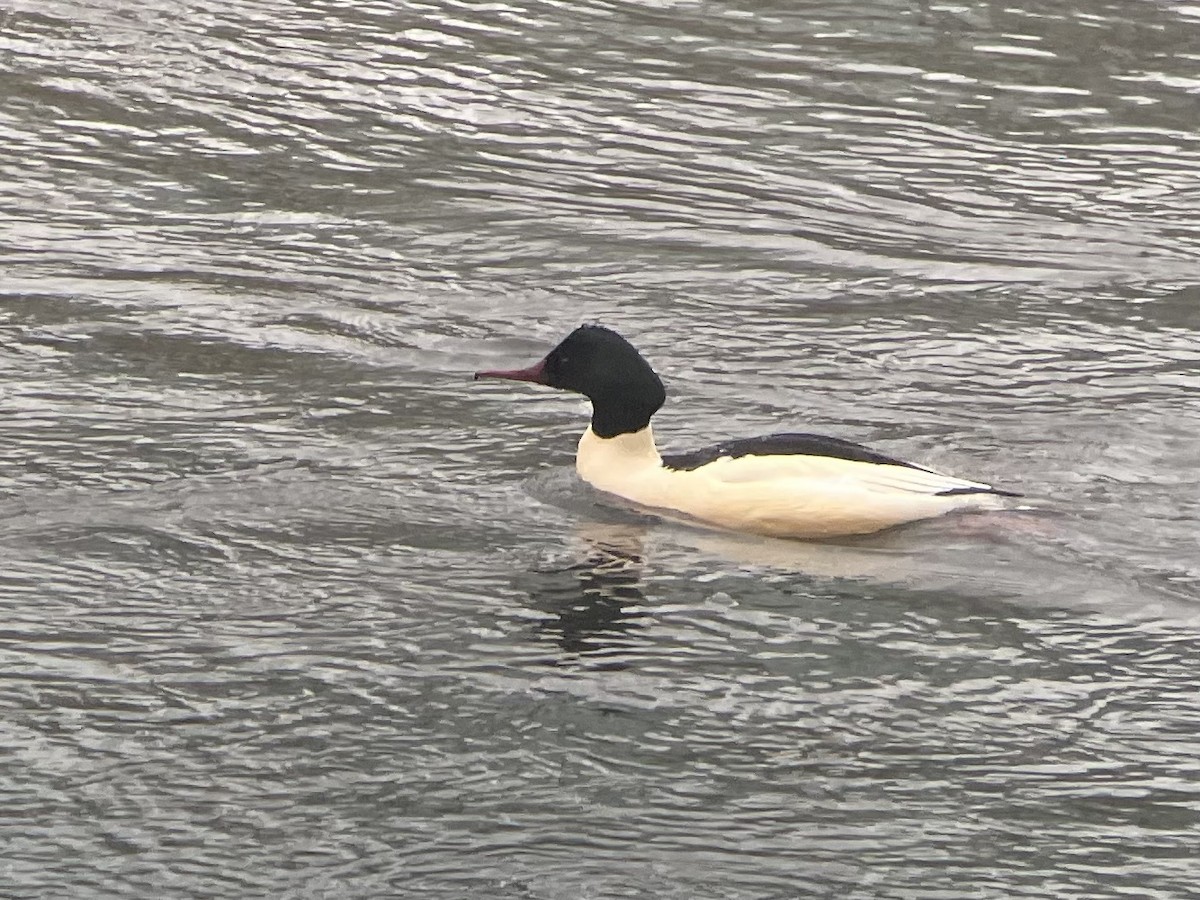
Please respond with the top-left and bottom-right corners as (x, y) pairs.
(3, 1), (1200, 897)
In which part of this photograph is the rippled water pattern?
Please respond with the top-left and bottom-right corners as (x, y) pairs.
(3, 1), (1200, 897)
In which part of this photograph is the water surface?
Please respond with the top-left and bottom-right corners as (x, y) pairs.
(3, 1), (1200, 897)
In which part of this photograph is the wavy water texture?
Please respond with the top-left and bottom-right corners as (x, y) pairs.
(2, 0), (1200, 897)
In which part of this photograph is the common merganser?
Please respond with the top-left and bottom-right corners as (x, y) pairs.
(475, 325), (1019, 539)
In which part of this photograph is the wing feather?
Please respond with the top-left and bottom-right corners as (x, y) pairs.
(687, 451), (1007, 497)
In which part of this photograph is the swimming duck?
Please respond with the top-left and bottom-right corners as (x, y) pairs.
(475, 325), (1018, 539)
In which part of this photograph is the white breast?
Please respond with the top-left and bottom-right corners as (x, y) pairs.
(575, 426), (1007, 539)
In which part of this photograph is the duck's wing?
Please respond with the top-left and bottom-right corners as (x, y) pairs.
(663, 433), (918, 471)
(661, 432), (1020, 498)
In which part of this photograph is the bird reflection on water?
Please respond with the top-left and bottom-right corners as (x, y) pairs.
(517, 524), (653, 666)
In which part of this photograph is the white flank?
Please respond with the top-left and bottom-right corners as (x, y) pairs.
(575, 426), (1007, 539)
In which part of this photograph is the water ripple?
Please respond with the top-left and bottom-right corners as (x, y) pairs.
(4, 0), (1200, 897)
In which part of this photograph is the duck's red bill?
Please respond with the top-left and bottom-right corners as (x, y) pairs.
(473, 358), (548, 384)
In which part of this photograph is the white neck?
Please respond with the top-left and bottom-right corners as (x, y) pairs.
(575, 425), (662, 495)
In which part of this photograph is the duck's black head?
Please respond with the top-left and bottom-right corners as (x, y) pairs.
(474, 325), (666, 438)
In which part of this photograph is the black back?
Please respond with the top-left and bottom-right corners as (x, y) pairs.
(662, 432), (1021, 497)
(542, 325), (666, 438)
(661, 432), (926, 472)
